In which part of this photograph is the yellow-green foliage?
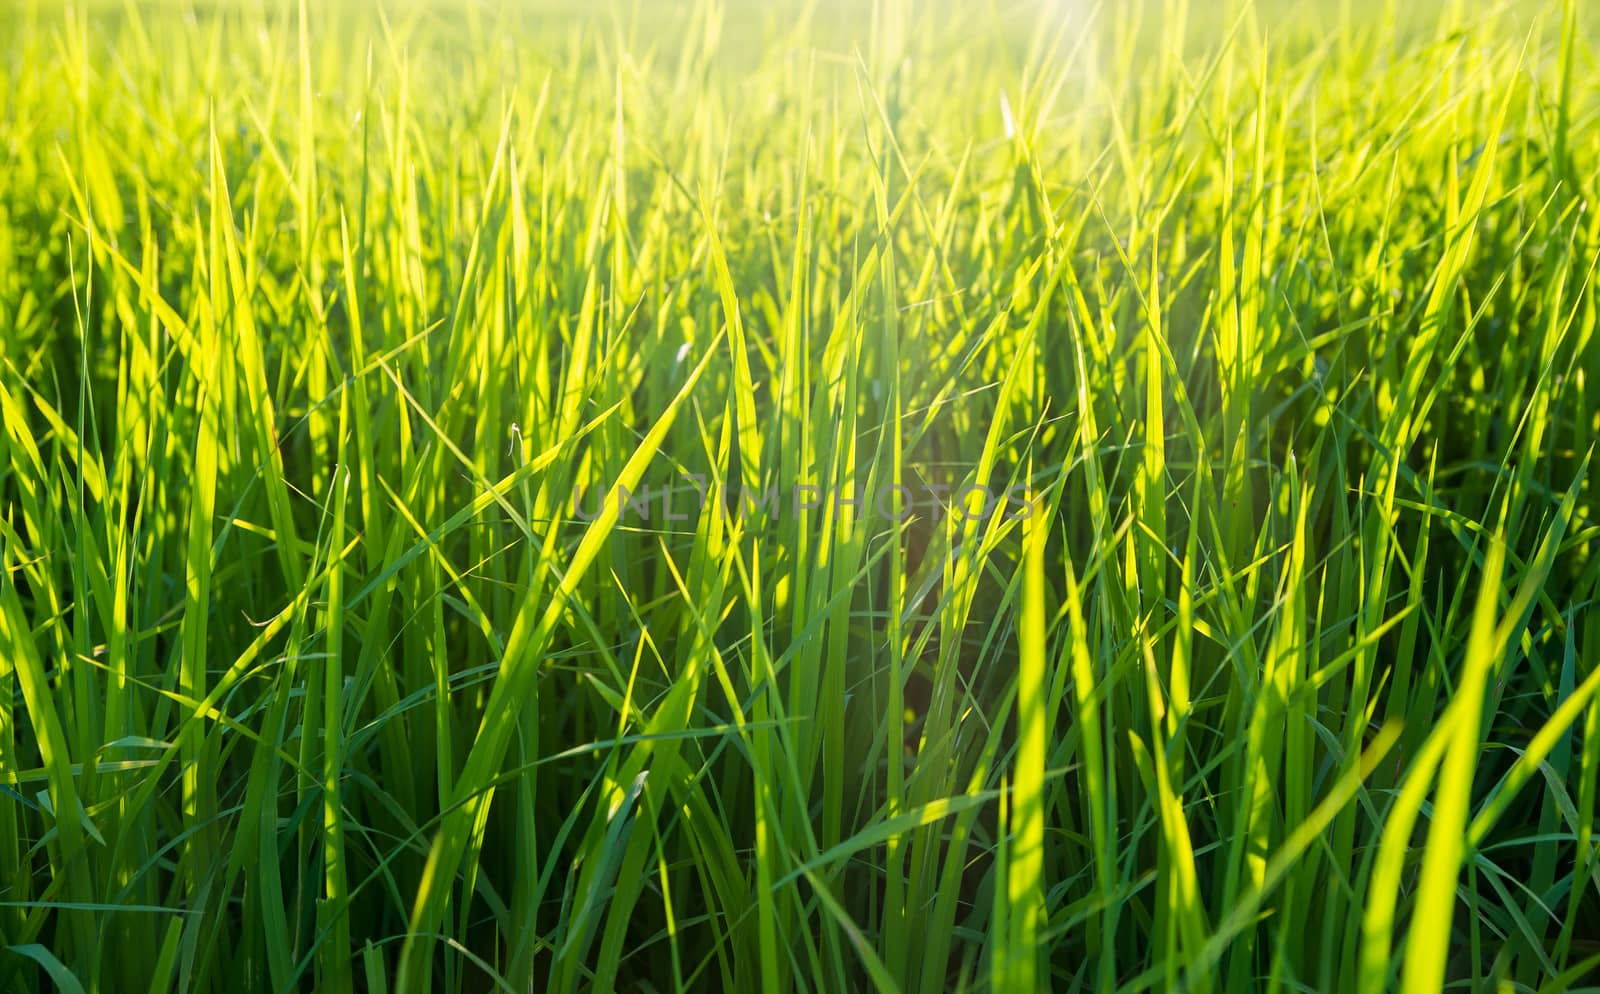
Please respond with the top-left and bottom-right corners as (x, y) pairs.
(0, 0), (1597, 991)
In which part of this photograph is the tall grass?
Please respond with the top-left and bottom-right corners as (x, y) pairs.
(1, 0), (1598, 990)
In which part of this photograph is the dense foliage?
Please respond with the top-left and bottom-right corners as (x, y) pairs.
(1, 0), (1597, 991)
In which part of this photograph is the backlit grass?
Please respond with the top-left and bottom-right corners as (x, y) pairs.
(1, 0), (1598, 991)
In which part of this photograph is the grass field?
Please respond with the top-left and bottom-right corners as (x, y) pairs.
(2, 0), (1599, 991)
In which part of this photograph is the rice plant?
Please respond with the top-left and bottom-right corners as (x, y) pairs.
(1, 0), (1597, 991)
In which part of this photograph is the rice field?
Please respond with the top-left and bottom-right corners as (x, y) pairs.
(1, 0), (1598, 991)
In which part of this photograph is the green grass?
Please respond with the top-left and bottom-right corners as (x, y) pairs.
(1, 0), (1599, 990)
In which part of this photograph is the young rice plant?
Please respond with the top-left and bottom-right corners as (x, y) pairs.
(0, 0), (1598, 991)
